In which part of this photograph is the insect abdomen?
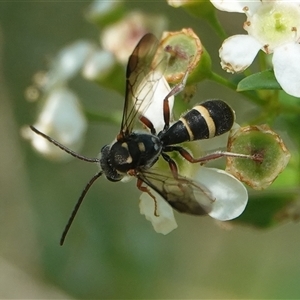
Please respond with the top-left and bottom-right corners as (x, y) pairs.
(160, 99), (235, 145)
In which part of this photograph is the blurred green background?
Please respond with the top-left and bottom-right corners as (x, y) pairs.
(1, 1), (300, 298)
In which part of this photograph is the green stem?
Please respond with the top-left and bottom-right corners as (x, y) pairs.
(184, 3), (227, 40)
(209, 72), (236, 90)
(205, 12), (227, 40)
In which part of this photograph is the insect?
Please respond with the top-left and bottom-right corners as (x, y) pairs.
(30, 33), (244, 245)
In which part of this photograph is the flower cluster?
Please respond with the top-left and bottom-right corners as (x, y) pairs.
(211, 0), (300, 97)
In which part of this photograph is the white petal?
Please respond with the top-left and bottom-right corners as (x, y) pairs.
(196, 167), (248, 221)
(272, 0), (300, 4)
(135, 72), (174, 133)
(139, 189), (177, 234)
(210, 0), (260, 14)
(219, 35), (262, 73)
(273, 43), (300, 97)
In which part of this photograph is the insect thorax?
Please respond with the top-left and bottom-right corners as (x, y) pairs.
(100, 133), (162, 181)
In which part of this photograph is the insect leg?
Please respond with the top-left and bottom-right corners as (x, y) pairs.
(137, 178), (159, 217)
(161, 152), (188, 196)
(139, 115), (156, 135)
(162, 69), (190, 131)
(164, 146), (258, 164)
(60, 171), (103, 246)
(161, 152), (179, 179)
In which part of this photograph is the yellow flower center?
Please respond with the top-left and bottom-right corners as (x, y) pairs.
(244, 2), (300, 53)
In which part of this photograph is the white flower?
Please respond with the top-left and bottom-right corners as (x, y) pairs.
(46, 41), (94, 90)
(139, 166), (248, 234)
(25, 87), (87, 160)
(82, 50), (116, 81)
(211, 0), (300, 97)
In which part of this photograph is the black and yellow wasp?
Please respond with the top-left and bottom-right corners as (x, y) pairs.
(30, 33), (236, 245)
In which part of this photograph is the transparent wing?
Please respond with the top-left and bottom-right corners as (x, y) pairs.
(120, 33), (169, 137)
(138, 169), (215, 215)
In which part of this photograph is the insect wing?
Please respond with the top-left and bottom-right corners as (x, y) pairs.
(136, 72), (173, 133)
(120, 33), (169, 136)
(138, 169), (215, 215)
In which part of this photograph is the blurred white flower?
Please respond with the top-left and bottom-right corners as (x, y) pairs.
(46, 41), (94, 90)
(82, 49), (116, 81)
(167, 0), (190, 8)
(85, 0), (123, 23)
(25, 87), (87, 160)
(101, 11), (167, 63)
(211, 0), (300, 97)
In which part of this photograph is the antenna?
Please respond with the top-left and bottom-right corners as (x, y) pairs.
(60, 171), (103, 245)
(30, 125), (103, 245)
(29, 126), (100, 163)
